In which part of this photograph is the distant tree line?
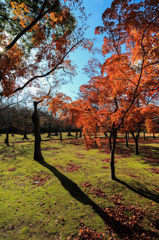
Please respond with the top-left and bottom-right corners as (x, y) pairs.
(0, 104), (81, 139)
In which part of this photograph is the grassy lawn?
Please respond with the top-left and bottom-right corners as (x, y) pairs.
(0, 133), (159, 239)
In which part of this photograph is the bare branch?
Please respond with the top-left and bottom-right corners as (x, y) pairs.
(11, 38), (84, 94)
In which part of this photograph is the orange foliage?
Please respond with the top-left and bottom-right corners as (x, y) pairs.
(0, 0), (90, 98)
(55, 0), (159, 179)
(48, 93), (72, 117)
(46, 1), (158, 181)
(0, 32), (27, 96)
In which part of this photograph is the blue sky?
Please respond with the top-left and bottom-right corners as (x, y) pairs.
(60, 0), (112, 100)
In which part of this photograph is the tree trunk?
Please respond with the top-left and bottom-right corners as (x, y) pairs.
(131, 131), (139, 155)
(76, 131), (78, 139)
(67, 130), (72, 136)
(109, 132), (112, 151)
(32, 102), (43, 161)
(131, 122), (141, 155)
(5, 129), (9, 147)
(60, 131), (62, 142)
(55, 130), (58, 136)
(23, 131), (28, 141)
(125, 132), (129, 148)
(23, 122), (28, 140)
(104, 131), (107, 137)
(134, 137), (139, 155)
(47, 125), (51, 138)
(127, 132), (129, 140)
(79, 130), (82, 138)
(109, 125), (117, 180)
(143, 131), (145, 140)
(110, 134), (116, 180)
(153, 133), (155, 139)
(12, 127), (14, 137)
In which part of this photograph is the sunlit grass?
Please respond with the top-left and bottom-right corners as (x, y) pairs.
(0, 133), (159, 239)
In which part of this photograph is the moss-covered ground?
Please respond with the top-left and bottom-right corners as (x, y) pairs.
(0, 133), (159, 239)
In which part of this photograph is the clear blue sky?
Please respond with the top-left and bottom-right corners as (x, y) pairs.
(60, 0), (112, 100)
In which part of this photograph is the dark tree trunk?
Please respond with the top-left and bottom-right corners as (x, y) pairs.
(110, 142), (116, 180)
(32, 102), (43, 161)
(134, 137), (139, 155)
(76, 131), (78, 139)
(12, 127), (14, 137)
(47, 125), (51, 138)
(104, 131), (107, 137)
(94, 133), (98, 148)
(109, 125), (117, 180)
(109, 132), (112, 151)
(127, 132), (129, 140)
(60, 131), (62, 142)
(143, 131), (145, 140)
(153, 133), (155, 139)
(130, 131), (140, 155)
(67, 130), (72, 136)
(23, 131), (28, 141)
(55, 130), (58, 136)
(130, 122), (141, 155)
(23, 121), (28, 140)
(5, 129), (9, 147)
(79, 130), (82, 138)
(125, 132), (129, 148)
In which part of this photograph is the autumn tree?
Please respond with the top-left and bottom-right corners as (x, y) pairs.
(0, 0), (90, 97)
(0, 0), (91, 161)
(96, 0), (159, 179)
(59, 0), (159, 180)
(123, 95), (159, 155)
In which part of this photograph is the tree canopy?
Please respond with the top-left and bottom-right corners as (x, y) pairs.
(0, 0), (90, 99)
(48, 0), (159, 179)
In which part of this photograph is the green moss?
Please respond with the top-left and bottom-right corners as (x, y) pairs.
(0, 134), (159, 239)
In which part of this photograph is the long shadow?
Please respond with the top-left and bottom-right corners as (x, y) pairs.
(36, 159), (159, 239)
(116, 178), (159, 204)
(115, 143), (159, 167)
(37, 159), (102, 212)
(139, 145), (159, 166)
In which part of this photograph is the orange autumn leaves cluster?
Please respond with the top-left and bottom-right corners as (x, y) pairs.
(11, 1), (29, 28)
(48, 93), (71, 117)
(10, 1), (74, 48)
(0, 32), (27, 96)
(0, 0), (89, 98)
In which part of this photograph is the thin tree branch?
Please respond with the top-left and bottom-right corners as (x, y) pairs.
(4, 0), (59, 53)
(12, 38), (83, 94)
(0, 13), (15, 29)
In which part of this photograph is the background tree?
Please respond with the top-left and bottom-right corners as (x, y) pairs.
(0, 104), (19, 146)
(16, 106), (33, 139)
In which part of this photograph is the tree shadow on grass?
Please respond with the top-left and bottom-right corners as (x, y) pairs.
(115, 138), (159, 163)
(139, 145), (159, 166)
(36, 159), (159, 239)
(116, 178), (159, 204)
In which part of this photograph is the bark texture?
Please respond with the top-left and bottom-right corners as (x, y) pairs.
(125, 132), (129, 148)
(109, 125), (116, 180)
(32, 102), (43, 161)
(5, 129), (9, 147)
